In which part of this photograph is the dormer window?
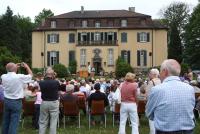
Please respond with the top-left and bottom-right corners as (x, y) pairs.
(82, 20), (87, 27)
(51, 21), (56, 28)
(95, 22), (100, 28)
(121, 20), (127, 27)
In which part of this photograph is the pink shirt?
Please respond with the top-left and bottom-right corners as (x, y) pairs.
(121, 81), (138, 103)
(35, 92), (42, 104)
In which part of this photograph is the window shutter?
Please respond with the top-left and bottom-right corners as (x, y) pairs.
(87, 32), (90, 41)
(137, 50), (140, 66)
(128, 51), (130, 64)
(121, 33), (127, 43)
(114, 32), (117, 40)
(47, 51), (50, 66)
(105, 32), (107, 41)
(137, 33), (140, 42)
(144, 50), (147, 66)
(47, 34), (50, 43)
(101, 32), (103, 41)
(91, 32), (94, 41)
(56, 51), (59, 64)
(57, 34), (59, 43)
(147, 32), (150, 42)
(78, 33), (81, 41)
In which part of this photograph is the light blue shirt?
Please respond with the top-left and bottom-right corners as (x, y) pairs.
(145, 76), (195, 131)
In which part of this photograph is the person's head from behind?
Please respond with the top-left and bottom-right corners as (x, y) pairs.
(66, 84), (74, 94)
(94, 83), (100, 91)
(45, 67), (55, 79)
(6, 62), (18, 73)
(160, 59), (181, 82)
(149, 68), (160, 80)
(125, 72), (136, 82)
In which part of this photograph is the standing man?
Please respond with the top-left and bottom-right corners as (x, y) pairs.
(1, 62), (33, 134)
(146, 59), (195, 134)
(39, 68), (60, 134)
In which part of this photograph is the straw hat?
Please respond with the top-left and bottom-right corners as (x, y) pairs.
(125, 72), (135, 81)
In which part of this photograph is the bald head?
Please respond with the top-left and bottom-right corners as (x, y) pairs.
(6, 62), (17, 72)
(160, 59), (181, 76)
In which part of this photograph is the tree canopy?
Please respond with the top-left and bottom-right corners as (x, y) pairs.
(34, 8), (54, 26)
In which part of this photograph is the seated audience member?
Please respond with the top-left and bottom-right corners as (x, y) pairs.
(61, 84), (78, 103)
(79, 79), (90, 98)
(88, 83), (109, 125)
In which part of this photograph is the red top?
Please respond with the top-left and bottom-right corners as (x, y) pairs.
(121, 81), (137, 103)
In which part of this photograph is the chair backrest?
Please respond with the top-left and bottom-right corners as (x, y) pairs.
(114, 104), (120, 113)
(0, 101), (3, 114)
(137, 100), (146, 114)
(62, 100), (79, 116)
(77, 95), (86, 109)
(91, 100), (105, 115)
(23, 100), (35, 116)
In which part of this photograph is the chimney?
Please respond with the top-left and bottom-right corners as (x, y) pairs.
(129, 7), (135, 12)
(81, 6), (84, 14)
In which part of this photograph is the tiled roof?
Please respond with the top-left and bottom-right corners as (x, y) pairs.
(50, 10), (150, 19)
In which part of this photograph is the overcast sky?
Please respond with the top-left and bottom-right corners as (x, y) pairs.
(0, 0), (199, 22)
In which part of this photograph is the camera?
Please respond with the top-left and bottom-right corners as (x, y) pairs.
(20, 62), (25, 67)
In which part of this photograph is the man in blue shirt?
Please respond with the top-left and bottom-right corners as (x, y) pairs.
(146, 59), (195, 134)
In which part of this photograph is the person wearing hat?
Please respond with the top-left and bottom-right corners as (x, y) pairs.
(118, 72), (139, 134)
(88, 83), (109, 125)
(39, 67), (60, 134)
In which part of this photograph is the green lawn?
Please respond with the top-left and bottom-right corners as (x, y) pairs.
(15, 113), (200, 134)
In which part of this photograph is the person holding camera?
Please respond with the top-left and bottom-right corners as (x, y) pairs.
(1, 62), (33, 134)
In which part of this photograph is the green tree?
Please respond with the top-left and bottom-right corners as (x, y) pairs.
(0, 46), (20, 75)
(160, 2), (190, 63)
(53, 64), (69, 78)
(16, 15), (34, 64)
(0, 6), (21, 56)
(34, 9), (54, 26)
(184, 3), (200, 69)
(115, 57), (133, 78)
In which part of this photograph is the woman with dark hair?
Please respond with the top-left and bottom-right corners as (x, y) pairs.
(118, 72), (139, 134)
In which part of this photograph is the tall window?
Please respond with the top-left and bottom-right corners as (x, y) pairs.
(80, 49), (86, 66)
(47, 34), (59, 43)
(121, 32), (127, 43)
(121, 50), (130, 64)
(108, 49), (114, 65)
(69, 33), (75, 43)
(82, 20), (87, 27)
(94, 32), (101, 41)
(121, 20), (127, 27)
(95, 22), (101, 28)
(137, 50), (147, 66)
(69, 51), (75, 61)
(47, 51), (59, 66)
(51, 21), (56, 28)
(137, 32), (150, 42)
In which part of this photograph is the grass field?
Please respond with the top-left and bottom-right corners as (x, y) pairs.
(14, 113), (200, 134)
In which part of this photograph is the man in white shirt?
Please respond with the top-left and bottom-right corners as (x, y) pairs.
(1, 62), (32, 134)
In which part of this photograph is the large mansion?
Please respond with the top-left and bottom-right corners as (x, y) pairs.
(32, 7), (167, 74)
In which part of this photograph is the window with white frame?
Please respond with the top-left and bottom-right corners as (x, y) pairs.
(137, 32), (150, 42)
(82, 20), (87, 27)
(47, 34), (59, 43)
(47, 51), (59, 66)
(121, 20), (127, 27)
(80, 49), (86, 66)
(95, 22), (101, 28)
(108, 49), (114, 65)
(94, 32), (101, 41)
(51, 21), (56, 28)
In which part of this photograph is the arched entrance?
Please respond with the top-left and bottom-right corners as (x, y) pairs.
(93, 57), (102, 75)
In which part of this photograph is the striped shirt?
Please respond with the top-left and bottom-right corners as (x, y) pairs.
(146, 76), (195, 131)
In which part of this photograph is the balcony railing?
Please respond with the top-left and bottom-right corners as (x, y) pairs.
(77, 40), (118, 46)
